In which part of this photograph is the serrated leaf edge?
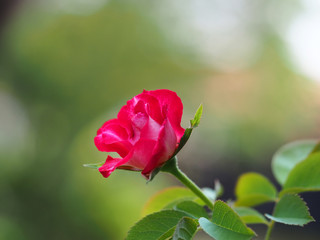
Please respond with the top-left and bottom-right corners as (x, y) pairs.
(127, 210), (189, 239)
(265, 194), (315, 226)
(199, 217), (256, 239)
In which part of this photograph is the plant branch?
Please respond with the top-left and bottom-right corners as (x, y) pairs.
(265, 220), (275, 240)
(161, 157), (214, 210)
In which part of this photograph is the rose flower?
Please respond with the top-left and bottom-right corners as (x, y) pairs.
(94, 89), (185, 179)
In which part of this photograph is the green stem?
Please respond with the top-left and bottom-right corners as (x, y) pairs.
(264, 220), (275, 240)
(161, 157), (214, 210)
(265, 197), (279, 240)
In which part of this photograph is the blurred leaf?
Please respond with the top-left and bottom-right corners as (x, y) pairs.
(310, 142), (320, 154)
(265, 194), (314, 226)
(142, 187), (196, 216)
(272, 140), (317, 185)
(234, 207), (268, 225)
(213, 180), (224, 198)
(190, 104), (203, 128)
(200, 188), (217, 203)
(280, 152), (320, 196)
(83, 162), (104, 169)
(172, 217), (198, 240)
(235, 173), (277, 207)
(174, 201), (209, 219)
(199, 201), (256, 240)
(195, 182), (223, 206)
(127, 210), (189, 240)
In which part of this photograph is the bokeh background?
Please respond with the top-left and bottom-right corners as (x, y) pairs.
(1, 0), (320, 239)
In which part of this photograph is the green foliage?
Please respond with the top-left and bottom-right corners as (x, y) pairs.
(310, 142), (320, 154)
(127, 210), (189, 240)
(172, 217), (198, 240)
(280, 152), (320, 196)
(199, 218), (255, 240)
(142, 187), (197, 216)
(199, 201), (256, 240)
(192, 181), (223, 205)
(265, 194), (314, 226)
(174, 129), (193, 156)
(82, 162), (104, 169)
(229, 140), (320, 238)
(190, 104), (203, 128)
(202, 181), (223, 201)
(235, 172), (277, 207)
(134, 138), (320, 240)
(175, 104), (203, 155)
(272, 140), (317, 185)
(234, 207), (268, 225)
(174, 201), (209, 219)
(199, 188), (217, 202)
(157, 227), (176, 240)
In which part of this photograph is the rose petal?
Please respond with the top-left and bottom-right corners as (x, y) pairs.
(139, 116), (161, 141)
(145, 89), (185, 141)
(142, 118), (177, 178)
(130, 112), (162, 143)
(132, 112), (148, 130)
(117, 105), (134, 137)
(130, 112), (148, 143)
(95, 120), (132, 157)
(99, 139), (157, 178)
(99, 153), (133, 178)
(133, 100), (147, 115)
(134, 92), (163, 124)
(125, 139), (157, 170)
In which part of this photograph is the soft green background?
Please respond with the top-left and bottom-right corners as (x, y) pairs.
(0, 0), (319, 239)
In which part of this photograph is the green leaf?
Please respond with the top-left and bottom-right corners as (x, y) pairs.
(196, 188), (217, 205)
(265, 194), (314, 226)
(234, 207), (268, 225)
(142, 187), (197, 216)
(172, 217), (198, 240)
(200, 188), (217, 202)
(82, 162), (104, 169)
(213, 180), (224, 198)
(235, 172), (277, 207)
(198, 181), (223, 203)
(199, 201), (256, 240)
(175, 104), (203, 155)
(127, 210), (189, 240)
(174, 128), (193, 155)
(157, 227), (176, 240)
(148, 167), (162, 182)
(280, 152), (320, 196)
(272, 140), (317, 185)
(190, 104), (203, 128)
(174, 201), (209, 219)
(310, 142), (320, 154)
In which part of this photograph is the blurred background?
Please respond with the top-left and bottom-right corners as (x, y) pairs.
(0, 0), (320, 239)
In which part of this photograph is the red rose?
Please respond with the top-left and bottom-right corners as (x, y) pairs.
(94, 89), (185, 179)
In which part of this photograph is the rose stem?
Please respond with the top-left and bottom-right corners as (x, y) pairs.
(264, 220), (275, 240)
(264, 197), (279, 240)
(161, 156), (214, 210)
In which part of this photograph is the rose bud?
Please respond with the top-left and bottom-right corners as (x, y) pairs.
(94, 89), (185, 179)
